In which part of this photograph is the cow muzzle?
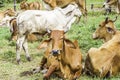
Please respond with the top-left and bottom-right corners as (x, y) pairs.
(92, 33), (99, 39)
(51, 50), (60, 56)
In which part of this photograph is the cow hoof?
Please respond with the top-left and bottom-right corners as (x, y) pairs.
(27, 57), (31, 61)
(17, 59), (20, 64)
(43, 74), (49, 80)
(32, 67), (41, 74)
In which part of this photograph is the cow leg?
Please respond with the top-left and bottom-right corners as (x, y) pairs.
(43, 62), (59, 80)
(16, 35), (25, 64)
(32, 57), (47, 74)
(116, 5), (120, 14)
(73, 70), (81, 80)
(40, 57), (47, 70)
(11, 33), (17, 41)
(22, 37), (31, 61)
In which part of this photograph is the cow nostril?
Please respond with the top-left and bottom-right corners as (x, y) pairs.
(52, 50), (59, 55)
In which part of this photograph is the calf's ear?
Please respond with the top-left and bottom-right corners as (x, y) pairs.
(64, 39), (76, 49)
(105, 17), (109, 23)
(106, 27), (115, 34)
(37, 39), (51, 49)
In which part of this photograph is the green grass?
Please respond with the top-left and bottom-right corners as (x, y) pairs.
(0, 0), (120, 80)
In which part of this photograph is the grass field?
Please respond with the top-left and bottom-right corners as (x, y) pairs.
(0, 0), (120, 80)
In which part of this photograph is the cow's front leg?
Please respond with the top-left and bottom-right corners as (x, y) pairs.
(73, 70), (81, 80)
(43, 62), (59, 80)
(16, 35), (25, 64)
(32, 57), (47, 74)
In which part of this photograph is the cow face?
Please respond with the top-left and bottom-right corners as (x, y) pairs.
(38, 30), (64, 55)
(5, 9), (16, 16)
(103, 0), (117, 14)
(38, 30), (76, 56)
(50, 30), (64, 55)
(103, 1), (111, 14)
(73, 5), (82, 17)
(93, 17), (116, 42)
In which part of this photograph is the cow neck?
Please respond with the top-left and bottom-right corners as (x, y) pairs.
(60, 39), (67, 62)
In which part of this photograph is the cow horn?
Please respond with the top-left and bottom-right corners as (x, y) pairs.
(105, 17), (109, 23)
(46, 28), (51, 33)
(112, 16), (118, 22)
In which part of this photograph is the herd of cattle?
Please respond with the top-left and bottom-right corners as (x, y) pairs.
(0, 0), (120, 80)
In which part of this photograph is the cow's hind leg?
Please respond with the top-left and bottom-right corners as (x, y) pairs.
(16, 35), (25, 64)
(22, 37), (31, 61)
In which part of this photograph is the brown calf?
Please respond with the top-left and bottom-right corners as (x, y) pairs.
(0, 9), (15, 22)
(84, 17), (120, 78)
(38, 30), (82, 80)
(20, 1), (42, 10)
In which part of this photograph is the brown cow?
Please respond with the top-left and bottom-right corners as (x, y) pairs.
(38, 30), (82, 80)
(84, 17), (120, 78)
(20, 1), (42, 10)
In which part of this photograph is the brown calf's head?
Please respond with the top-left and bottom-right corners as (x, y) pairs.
(38, 30), (76, 56)
(4, 9), (16, 16)
(93, 17), (117, 42)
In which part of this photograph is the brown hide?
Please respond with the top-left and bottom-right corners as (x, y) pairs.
(85, 18), (120, 78)
(0, 9), (15, 22)
(43, 0), (87, 16)
(20, 1), (42, 10)
(4, 9), (16, 16)
(61, 40), (82, 79)
(38, 30), (82, 79)
(0, 12), (5, 22)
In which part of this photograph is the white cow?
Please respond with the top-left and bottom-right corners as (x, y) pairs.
(16, 4), (82, 64)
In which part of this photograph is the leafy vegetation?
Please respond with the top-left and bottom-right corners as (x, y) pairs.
(0, 0), (120, 80)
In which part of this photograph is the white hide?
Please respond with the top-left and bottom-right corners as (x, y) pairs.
(17, 4), (82, 35)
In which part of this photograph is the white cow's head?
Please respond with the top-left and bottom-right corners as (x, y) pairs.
(60, 4), (82, 17)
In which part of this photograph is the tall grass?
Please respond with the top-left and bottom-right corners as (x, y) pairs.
(0, 0), (120, 80)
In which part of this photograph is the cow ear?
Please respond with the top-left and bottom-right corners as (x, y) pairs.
(105, 17), (109, 23)
(64, 39), (76, 49)
(37, 38), (51, 49)
(106, 27), (115, 34)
